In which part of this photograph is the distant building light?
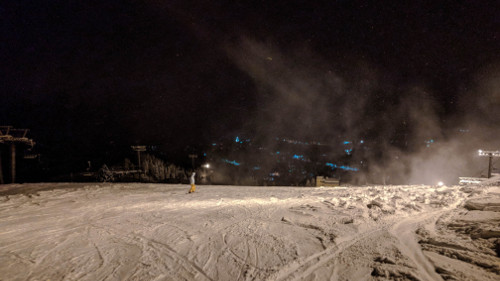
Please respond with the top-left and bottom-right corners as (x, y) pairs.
(459, 177), (485, 185)
(425, 139), (435, 147)
(479, 150), (500, 157)
(326, 162), (358, 171)
(222, 159), (241, 166)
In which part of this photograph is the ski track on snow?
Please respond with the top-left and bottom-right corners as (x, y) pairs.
(0, 182), (499, 280)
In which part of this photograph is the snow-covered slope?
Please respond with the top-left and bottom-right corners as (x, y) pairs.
(1, 181), (499, 280)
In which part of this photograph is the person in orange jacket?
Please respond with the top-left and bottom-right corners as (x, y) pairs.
(188, 172), (196, 193)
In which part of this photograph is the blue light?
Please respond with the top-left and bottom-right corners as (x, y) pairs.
(326, 163), (358, 171)
(292, 154), (304, 160)
(212, 143), (217, 146)
(424, 139), (435, 147)
(360, 140), (364, 144)
(340, 165), (359, 171)
(326, 163), (337, 168)
(345, 149), (353, 155)
(253, 166), (261, 170)
(276, 151), (280, 154)
(222, 159), (241, 166)
(235, 136), (240, 143)
(343, 141), (351, 145)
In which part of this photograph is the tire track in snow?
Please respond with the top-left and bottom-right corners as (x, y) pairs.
(219, 204), (268, 270)
(222, 230), (253, 267)
(267, 186), (471, 281)
(214, 199), (281, 280)
(235, 239), (251, 281)
(268, 222), (389, 281)
(92, 223), (214, 281)
(271, 209), (459, 281)
(25, 232), (77, 279)
(386, 192), (470, 281)
(78, 226), (106, 281)
(389, 211), (446, 281)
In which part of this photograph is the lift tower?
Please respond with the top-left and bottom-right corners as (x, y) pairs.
(0, 126), (35, 183)
(478, 150), (500, 178)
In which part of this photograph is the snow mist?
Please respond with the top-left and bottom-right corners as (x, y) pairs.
(227, 38), (500, 185)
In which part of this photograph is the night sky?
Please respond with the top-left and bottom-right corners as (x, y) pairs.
(1, 1), (499, 169)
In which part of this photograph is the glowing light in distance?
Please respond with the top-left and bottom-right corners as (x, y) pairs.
(326, 163), (359, 172)
(203, 163), (210, 168)
(222, 159), (241, 166)
(437, 181), (444, 186)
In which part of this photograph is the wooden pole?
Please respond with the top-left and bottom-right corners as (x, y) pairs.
(131, 146), (146, 170)
(10, 143), (16, 183)
(0, 150), (4, 184)
(189, 154), (197, 169)
(488, 154), (493, 178)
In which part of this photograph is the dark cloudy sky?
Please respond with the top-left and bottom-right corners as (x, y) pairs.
(1, 0), (498, 163)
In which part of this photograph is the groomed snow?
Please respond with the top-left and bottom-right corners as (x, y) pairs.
(1, 181), (499, 280)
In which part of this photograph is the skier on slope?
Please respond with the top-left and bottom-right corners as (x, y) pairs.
(188, 172), (196, 193)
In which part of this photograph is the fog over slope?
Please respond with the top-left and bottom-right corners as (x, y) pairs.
(227, 38), (500, 184)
